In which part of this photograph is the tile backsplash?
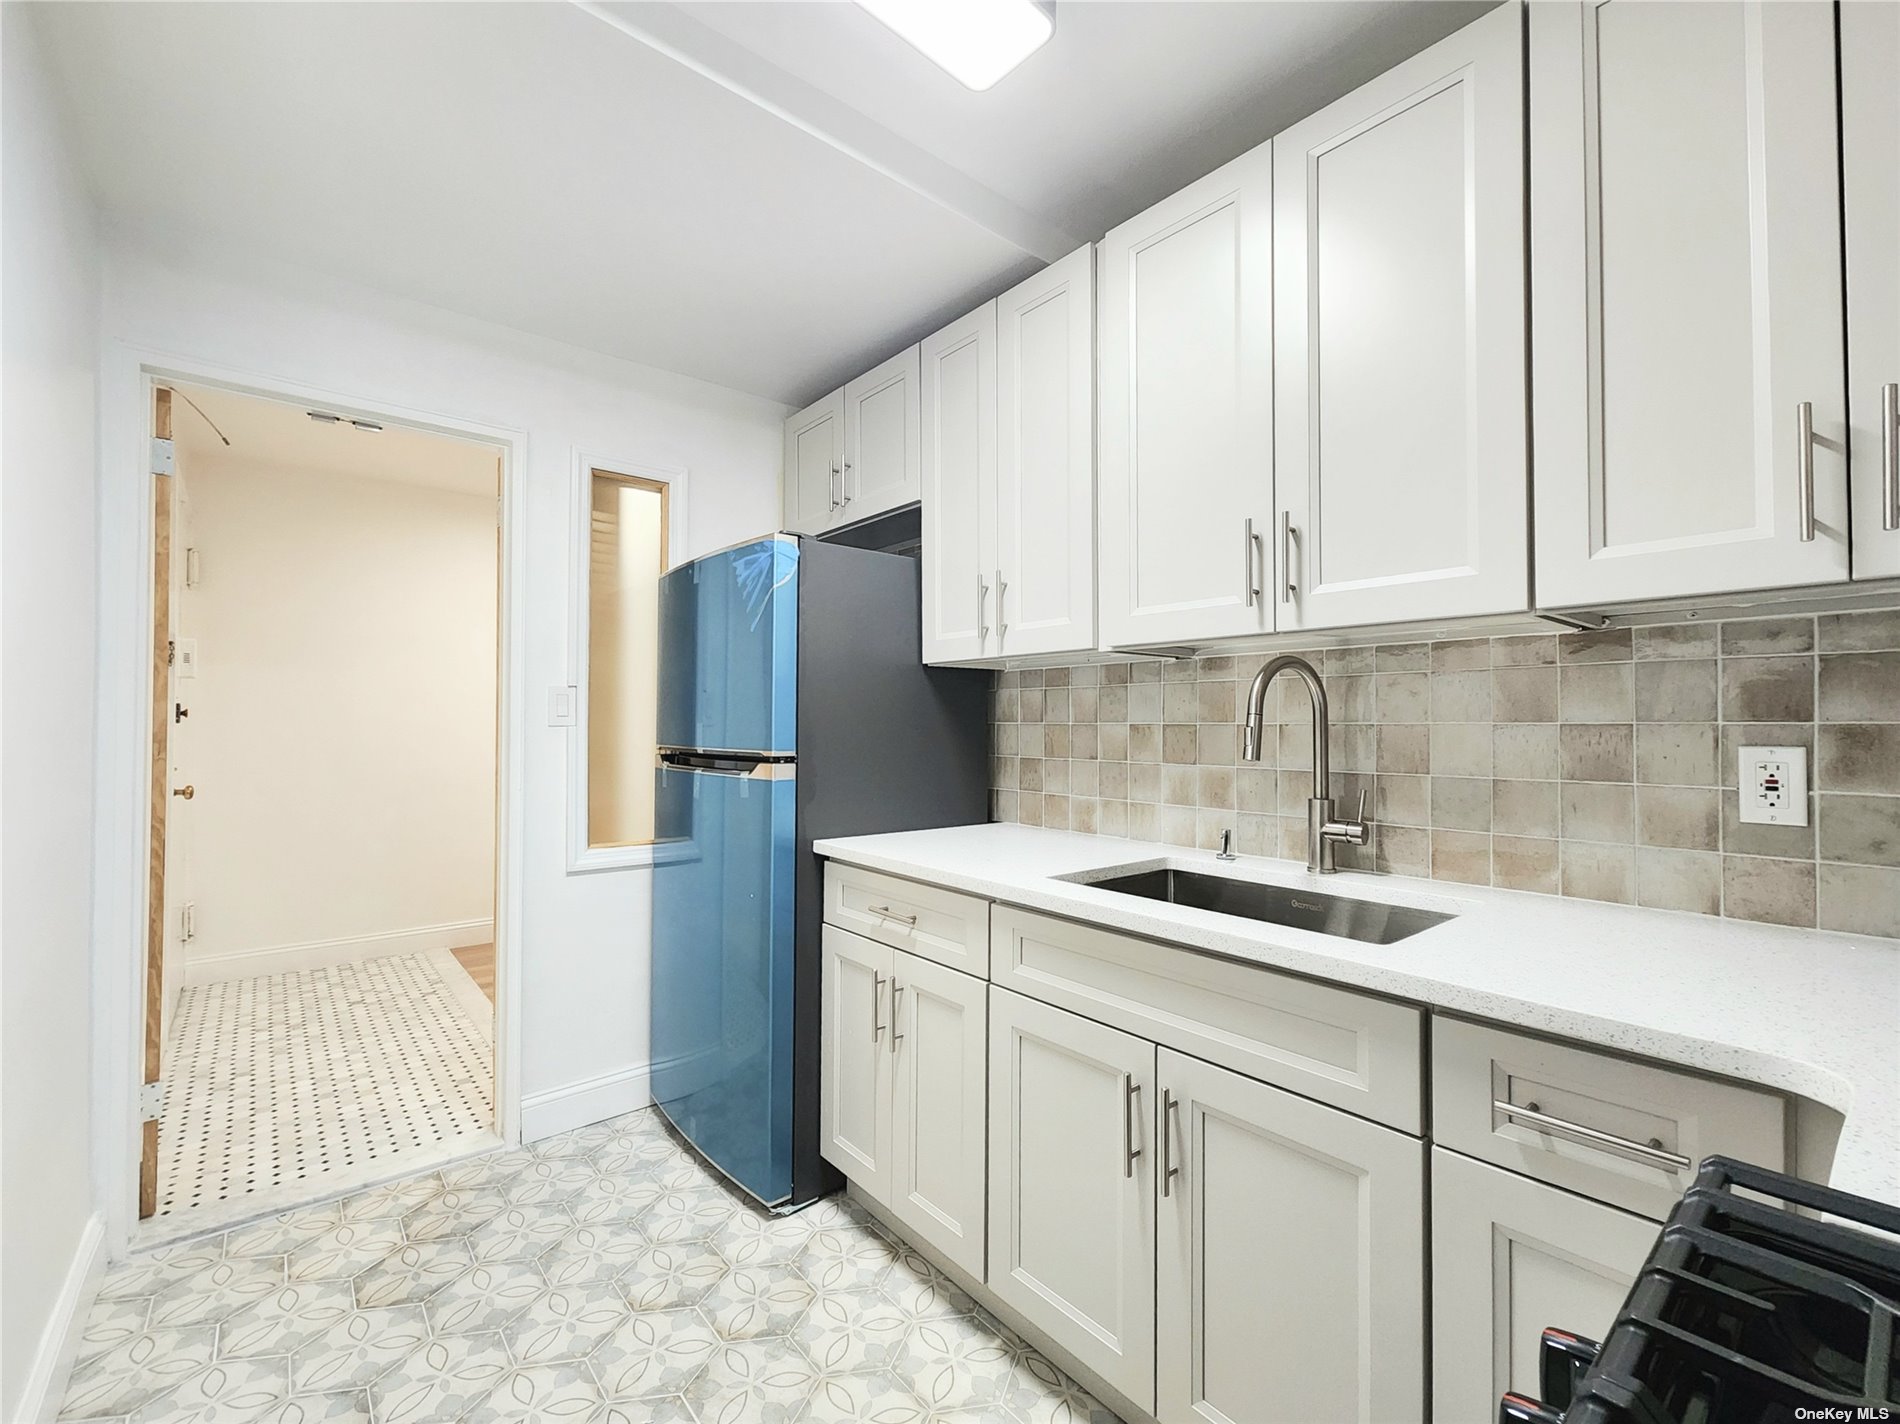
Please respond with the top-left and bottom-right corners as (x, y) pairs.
(988, 611), (1900, 937)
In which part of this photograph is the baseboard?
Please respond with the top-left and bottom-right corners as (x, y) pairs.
(520, 1061), (654, 1143)
(182, 918), (494, 986)
(12, 1211), (105, 1424)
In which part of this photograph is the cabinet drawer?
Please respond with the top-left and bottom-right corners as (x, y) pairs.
(824, 863), (990, 977)
(1432, 1016), (1785, 1220)
(991, 904), (1423, 1133)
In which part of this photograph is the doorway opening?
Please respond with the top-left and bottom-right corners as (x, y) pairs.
(139, 379), (506, 1236)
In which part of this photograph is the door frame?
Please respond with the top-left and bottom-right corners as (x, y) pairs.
(94, 348), (529, 1250)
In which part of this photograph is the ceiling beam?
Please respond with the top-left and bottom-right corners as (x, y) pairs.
(576, 0), (1082, 264)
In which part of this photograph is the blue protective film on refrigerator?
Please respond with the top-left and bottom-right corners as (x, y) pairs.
(648, 762), (797, 1205)
(656, 537), (799, 755)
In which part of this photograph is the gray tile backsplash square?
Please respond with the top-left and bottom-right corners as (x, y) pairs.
(988, 611), (1900, 938)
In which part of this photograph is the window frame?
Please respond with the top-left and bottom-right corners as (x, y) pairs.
(566, 454), (688, 873)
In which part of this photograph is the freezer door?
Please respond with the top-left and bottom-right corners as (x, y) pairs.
(650, 759), (797, 1204)
(656, 536), (798, 755)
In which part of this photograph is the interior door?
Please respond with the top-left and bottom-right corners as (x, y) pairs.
(888, 950), (987, 1279)
(1274, 3), (1527, 631)
(997, 244), (1096, 658)
(988, 986), (1156, 1412)
(783, 390), (844, 535)
(1431, 1149), (1656, 1423)
(1530, 0), (1848, 606)
(1844, 0), (1900, 580)
(920, 303), (997, 664)
(843, 345), (921, 522)
(140, 386), (175, 1218)
(1156, 1048), (1425, 1424)
(1097, 142), (1274, 648)
(818, 926), (894, 1203)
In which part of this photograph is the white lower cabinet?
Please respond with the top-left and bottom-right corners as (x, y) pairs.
(1156, 1049), (1425, 1423)
(988, 986), (1157, 1412)
(819, 926), (987, 1277)
(888, 952), (987, 1279)
(1431, 1148), (1657, 1423)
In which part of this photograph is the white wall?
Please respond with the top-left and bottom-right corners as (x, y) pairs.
(92, 241), (789, 1230)
(1, 8), (105, 1418)
(177, 454), (498, 976)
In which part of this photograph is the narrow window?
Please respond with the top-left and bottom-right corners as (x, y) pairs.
(587, 470), (668, 848)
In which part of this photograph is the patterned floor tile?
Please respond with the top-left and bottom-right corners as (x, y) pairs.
(535, 1223), (648, 1289)
(399, 1186), (505, 1243)
(281, 1222), (404, 1284)
(589, 1307), (721, 1400)
(712, 1205), (820, 1269)
(798, 1367), (931, 1424)
(617, 1241), (730, 1312)
(564, 1174), (664, 1228)
(595, 1393), (697, 1424)
(249, 1392), (372, 1424)
(145, 1257), (285, 1331)
(218, 1281), (357, 1359)
(700, 1262), (819, 1341)
(367, 1334), (509, 1424)
(130, 1356), (287, 1423)
(798, 1221), (899, 1293)
(421, 1259), (544, 1336)
(639, 1183), (746, 1244)
(892, 1314), (1018, 1414)
(349, 1241), (471, 1310)
(473, 1363), (604, 1420)
(72, 1294), (155, 1364)
(684, 1337), (820, 1424)
(288, 1304), (430, 1394)
(881, 1248), (977, 1325)
(792, 1288), (912, 1375)
(463, 1202), (573, 1266)
(500, 1280), (630, 1365)
(60, 1328), (218, 1419)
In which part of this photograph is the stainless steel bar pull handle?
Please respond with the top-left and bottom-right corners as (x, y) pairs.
(1161, 1089), (1180, 1197)
(1493, 1099), (1690, 1173)
(890, 981), (904, 1050)
(843, 460), (854, 505)
(867, 904), (917, 926)
(871, 972), (885, 1042)
(1883, 383), (1898, 532)
(1796, 401), (1816, 542)
(995, 569), (1007, 643)
(978, 577), (990, 641)
(1281, 512), (1297, 602)
(1123, 1077), (1142, 1179)
(1243, 519), (1261, 607)
(829, 465), (842, 511)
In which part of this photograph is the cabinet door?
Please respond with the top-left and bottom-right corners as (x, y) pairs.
(998, 245), (1096, 658)
(1156, 1049), (1424, 1424)
(1844, 0), (1900, 580)
(1431, 1149), (1656, 1423)
(819, 927), (894, 1202)
(843, 345), (922, 522)
(889, 950), (987, 1279)
(1098, 143), (1274, 648)
(920, 304), (998, 665)
(1275, 4), (1527, 631)
(1530, 1), (1848, 606)
(989, 986), (1156, 1412)
(784, 390), (844, 535)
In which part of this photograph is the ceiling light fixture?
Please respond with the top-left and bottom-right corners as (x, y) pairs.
(854, 0), (1054, 91)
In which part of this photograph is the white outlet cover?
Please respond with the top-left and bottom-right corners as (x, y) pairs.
(1739, 745), (1808, 826)
(548, 685), (577, 727)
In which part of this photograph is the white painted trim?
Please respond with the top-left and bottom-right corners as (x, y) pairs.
(521, 1060), (655, 1143)
(13, 1212), (106, 1424)
(179, 918), (495, 987)
(92, 347), (529, 1257)
(564, 449), (688, 875)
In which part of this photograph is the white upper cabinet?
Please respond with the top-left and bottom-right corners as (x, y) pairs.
(997, 246), (1096, 658)
(1844, 0), (1900, 581)
(1098, 143), (1274, 649)
(843, 345), (922, 522)
(1274, 3), (1527, 631)
(783, 390), (844, 535)
(1530, 0), (1849, 607)
(921, 304), (999, 664)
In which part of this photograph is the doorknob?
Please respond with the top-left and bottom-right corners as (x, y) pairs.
(172, 785), (195, 799)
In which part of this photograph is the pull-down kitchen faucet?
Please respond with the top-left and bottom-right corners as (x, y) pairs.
(1242, 654), (1371, 873)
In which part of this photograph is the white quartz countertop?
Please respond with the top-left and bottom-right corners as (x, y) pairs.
(813, 823), (1900, 1207)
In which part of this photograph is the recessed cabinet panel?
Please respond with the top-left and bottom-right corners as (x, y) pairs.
(1844, 1), (1900, 580)
(998, 246), (1095, 658)
(889, 950), (987, 1280)
(783, 391), (844, 535)
(1531, 0), (1848, 605)
(921, 305), (998, 664)
(1432, 1149), (1656, 1423)
(819, 927), (893, 1200)
(1098, 145), (1273, 648)
(1275, 2), (1527, 630)
(844, 346), (922, 522)
(988, 986), (1156, 1412)
(1157, 1050), (1424, 1424)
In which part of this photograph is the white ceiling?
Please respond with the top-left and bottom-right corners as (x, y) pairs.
(173, 383), (501, 498)
(34, 0), (1492, 407)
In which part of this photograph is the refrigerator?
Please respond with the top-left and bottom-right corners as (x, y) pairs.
(649, 533), (989, 1210)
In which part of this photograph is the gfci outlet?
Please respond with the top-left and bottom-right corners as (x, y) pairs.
(1739, 746), (1808, 826)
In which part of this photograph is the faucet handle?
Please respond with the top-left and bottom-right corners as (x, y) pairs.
(1354, 788), (1371, 825)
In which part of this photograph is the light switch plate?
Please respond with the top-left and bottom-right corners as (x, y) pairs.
(548, 685), (577, 727)
(176, 639), (198, 679)
(1739, 745), (1807, 826)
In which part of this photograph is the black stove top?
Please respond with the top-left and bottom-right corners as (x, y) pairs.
(1503, 1157), (1900, 1424)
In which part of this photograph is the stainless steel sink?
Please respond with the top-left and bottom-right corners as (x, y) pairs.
(1083, 867), (1454, 945)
